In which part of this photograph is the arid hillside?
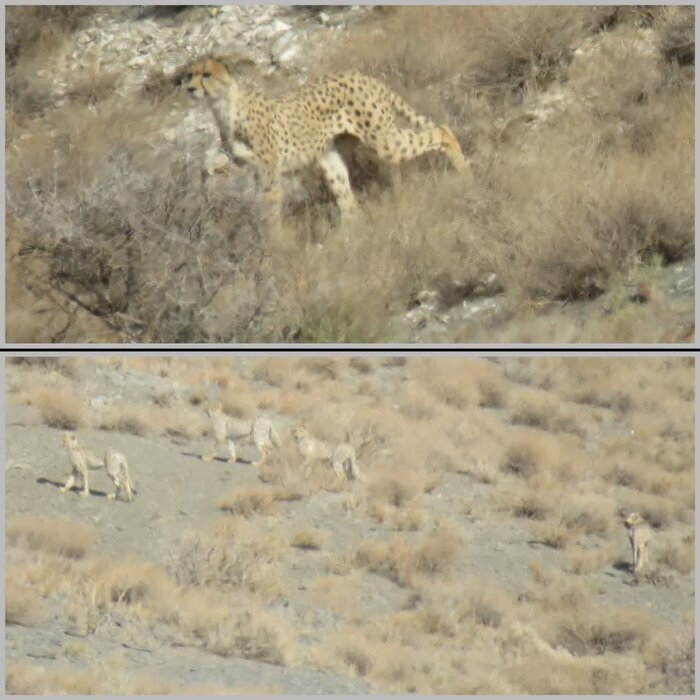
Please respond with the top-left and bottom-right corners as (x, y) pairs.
(5, 356), (694, 693)
(5, 5), (694, 343)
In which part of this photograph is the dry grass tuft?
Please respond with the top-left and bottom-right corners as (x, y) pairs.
(7, 516), (94, 559)
(218, 488), (278, 518)
(172, 518), (286, 601)
(19, 386), (88, 429)
(5, 580), (45, 626)
(565, 545), (616, 574)
(290, 529), (324, 550)
(6, 7), (694, 343)
(352, 530), (462, 587)
(656, 537), (694, 575)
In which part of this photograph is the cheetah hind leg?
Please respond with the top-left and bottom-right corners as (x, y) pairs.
(318, 149), (358, 223)
(438, 125), (471, 177)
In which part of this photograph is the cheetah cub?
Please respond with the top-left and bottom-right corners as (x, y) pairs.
(60, 433), (134, 502)
(623, 512), (652, 575)
(184, 58), (470, 223)
(291, 425), (363, 481)
(203, 402), (280, 466)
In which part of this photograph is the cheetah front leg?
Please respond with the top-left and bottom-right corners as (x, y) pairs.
(638, 542), (649, 574)
(203, 437), (221, 462)
(79, 468), (90, 497)
(629, 534), (638, 572)
(318, 149), (358, 221)
(226, 439), (237, 464)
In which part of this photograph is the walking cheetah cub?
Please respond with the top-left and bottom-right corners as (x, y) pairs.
(184, 58), (470, 222)
(291, 425), (363, 481)
(60, 433), (134, 502)
(203, 402), (280, 466)
(623, 512), (652, 575)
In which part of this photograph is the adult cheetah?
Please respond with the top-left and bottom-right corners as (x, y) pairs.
(291, 425), (363, 481)
(203, 402), (280, 466)
(184, 58), (470, 222)
(60, 432), (135, 502)
(623, 512), (652, 575)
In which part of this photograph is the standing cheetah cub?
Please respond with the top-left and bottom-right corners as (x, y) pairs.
(623, 512), (652, 575)
(291, 425), (363, 481)
(184, 58), (470, 222)
(60, 433), (134, 502)
(203, 402), (280, 466)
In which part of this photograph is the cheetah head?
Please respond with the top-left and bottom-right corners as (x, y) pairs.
(61, 432), (77, 448)
(183, 59), (232, 99)
(291, 425), (310, 442)
(623, 512), (645, 529)
(204, 401), (222, 417)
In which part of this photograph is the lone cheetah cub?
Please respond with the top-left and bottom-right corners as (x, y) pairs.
(623, 512), (652, 575)
(203, 402), (280, 466)
(60, 433), (134, 502)
(184, 58), (470, 222)
(291, 425), (363, 481)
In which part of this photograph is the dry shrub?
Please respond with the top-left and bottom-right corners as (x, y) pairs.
(97, 402), (207, 439)
(5, 579), (45, 626)
(172, 518), (285, 601)
(369, 472), (422, 509)
(92, 560), (177, 611)
(477, 372), (510, 409)
(320, 7), (606, 99)
(656, 537), (694, 575)
(529, 519), (571, 550)
(550, 605), (656, 657)
(527, 562), (593, 612)
(348, 356), (375, 374)
(19, 386), (88, 429)
(6, 7), (96, 79)
(395, 382), (438, 421)
(7, 516), (94, 559)
(329, 635), (375, 677)
(291, 529), (324, 550)
(620, 493), (677, 529)
(220, 392), (265, 425)
(507, 649), (649, 694)
(219, 488), (278, 518)
(410, 358), (483, 410)
(97, 404), (155, 436)
(352, 530), (461, 587)
(391, 504), (428, 532)
(565, 545), (616, 574)
(7, 8), (693, 343)
(5, 660), (256, 695)
(211, 614), (291, 665)
(512, 490), (553, 521)
(501, 430), (561, 479)
(655, 6), (695, 65)
(559, 493), (617, 536)
(312, 574), (364, 617)
(461, 459), (500, 484)
(457, 580), (515, 629)
(642, 626), (695, 695)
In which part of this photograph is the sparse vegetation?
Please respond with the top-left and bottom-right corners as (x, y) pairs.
(6, 6), (693, 342)
(5, 356), (694, 693)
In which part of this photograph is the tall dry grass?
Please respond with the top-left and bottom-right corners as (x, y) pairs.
(6, 6), (693, 342)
